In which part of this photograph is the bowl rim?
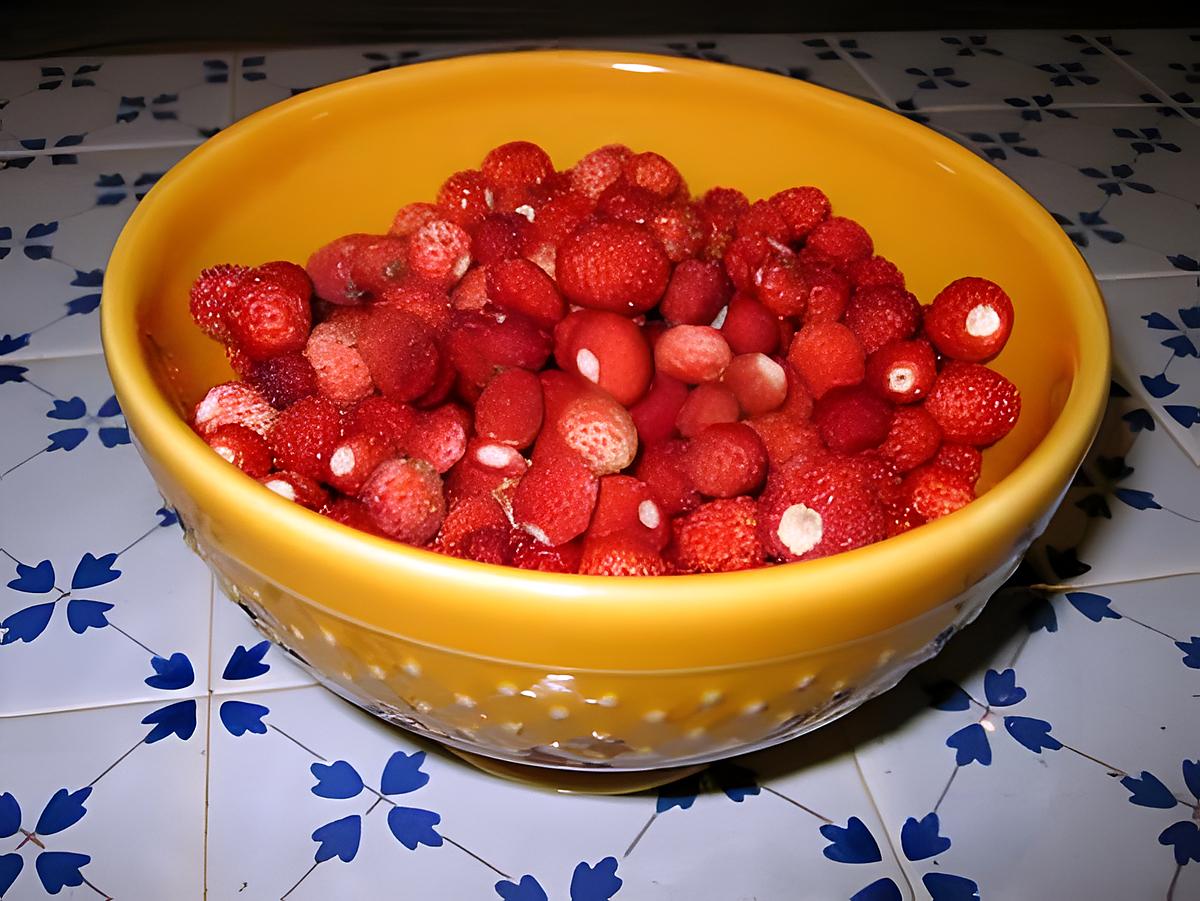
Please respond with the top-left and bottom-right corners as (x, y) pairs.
(101, 48), (1110, 621)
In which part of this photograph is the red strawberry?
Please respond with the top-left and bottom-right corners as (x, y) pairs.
(635, 439), (701, 517)
(735, 200), (790, 243)
(304, 321), (374, 407)
(579, 533), (666, 576)
(487, 257), (565, 328)
(553, 309), (652, 406)
(470, 212), (531, 265)
(556, 220), (670, 315)
(437, 169), (493, 226)
(720, 292), (781, 355)
(684, 422), (769, 498)
(924, 277), (1014, 363)
(266, 395), (343, 481)
(768, 186), (831, 240)
(842, 285), (922, 355)
(482, 141), (554, 188)
(324, 496), (388, 537)
(932, 442), (983, 486)
(445, 309), (552, 389)
(249, 352), (318, 409)
(757, 459), (885, 561)
(390, 202), (446, 238)
(189, 264), (249, 341)
(306, 234), (374, 304)
(570, 144), (632, 200)
(403, 403), (471, 473)
(698, 186), (750, 259)
(804, 216), (874, 267)
(787, 321), (866, 399)
(846, 255), (906, 290)
(193, 381), (277, 438)
(474, 368), (544, 449)
(377, 281), (452, 334)
(628, 372), (689, 446)
(437, 492), (511, 557)
(813, 385), (894, 453)
(346, 235), (411, 297)
(407, 219), (472, 287)
(511, 533), (583, 573)
(355, 305), (439, 403)
(660, 259), (731, 326)
(799, 263), (850, 325)
(325, 432), (393, 495)
(344, 396), (416, 452)
(722, 234), (772, 293)
(721, 353), (788, 416)
(258, 470), (329, 511)
(675, 382), (739, 438)
(756, 255), (809, 319)
(864, 339), (937, 405)
(361, 457), (446, 544)
(444, 439), (528, 503)
(225, 270), (312, 361)
(924, 361), (1021, 446)
(511, 449), (599, 546)
(902, 465), (975, 520)
(622, 151), (681, 198)
(204, 423), (273, 477)
(878, 406), (942, 472)
(672, 497), (763, 573)
(746, 415), (825, 468)
(552, 390), (639, 476)
(588, 475), (669, 551)
(654, 325), (733, 384)
(649, 202), (704, 262)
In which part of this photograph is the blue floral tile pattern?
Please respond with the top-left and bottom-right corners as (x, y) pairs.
(825, 30), (1162, 111)
(0, 54), (232, 154)
(4, 31), (1200, 901)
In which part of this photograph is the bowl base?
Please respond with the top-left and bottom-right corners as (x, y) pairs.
(445, 748), (705, 795)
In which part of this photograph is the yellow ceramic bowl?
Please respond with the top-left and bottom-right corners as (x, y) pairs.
(101, 50), (1109, 783)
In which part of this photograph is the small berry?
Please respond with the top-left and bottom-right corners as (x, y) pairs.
(769, 186), (831, 240)
(377, 281), (453, 334)
(903, 465), (975, 520)
(554, 309), (652, 406)
(445, 309), (552, 388)
(390, 202), (446, 238)
(225, 272), (312, 361)
(675, 382), (739, 438)
(404, 403), (471, 473)
(553, 391), (639, 476)
(650, 202), (705, 263)
(355, 305), (440, 403)
(799, 264), (850, 325)
(249, 353), (318, 409)
(570, 144), (632, 199)
(444, 439), (529, 503)
(623, 151), (681, 198)
(524, 191), (595, 249)
(813, 385), (894, 453)
(847, 255), (906, 290)
(660, 259), (730, 326)
(579, 533), (666, 576)
(735, 200), (790, 243)
(673, 497), (763, 573)
(437, 170), (493, 226)
(746, 415), (824, 468)
(306, 234), (374, 304)
(842, 285), (922, 355)
(877, 406), (942, 472)
(193, 381), (278, 437)
(259, 470), (329, 511)
(557, 220), (671, 315)
(361, 457), (446, 544)
(722, 234), (772, 292)
(407, 219), (472, 286)
(589, 475), (669, 551)
(346, 235), (411, 297)
(512, 449), (600, 546)
(805, 216), (874, 267)
(344, 396), (416, 452)
(720, 292), (781, 355)
(437, 493), (511, 558)
(482, 141), (554, 188)
(487, 257), (565, 328)
(267, 395), (343, 481)
(654, 325), (732, 384)
(933, 442), (983, 486)
(722, 353), (788, 416)
(787, 321), (866, 399)
(324, 496), (387, 537)
(449, 265), (491, 312)
(470, 212), (531, 265)
(304, 321), (374, 406)
(699, 187), (749, 259)
(628, 372), (689, 446)
(474, 368), (544, 449)
(924, 277), (1015, 362)
(684, 422), (768, 498)
(189, 264), (249, 341)
(756, 255), (808, 319)
(205, 423), (273, 477)
(864, 339), (937, 405)
(326, 432), (393, 495)
(924, 361), (1021, 446)
(758, 460), (885, 561)
(635, 439), (701, 517)
(511, 533), (583, 572)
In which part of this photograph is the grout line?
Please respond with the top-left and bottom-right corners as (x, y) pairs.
(0, 137), (204, 160)
(0, 680), (317, 720)
(826, 36), (899, 110)
(1096, 270), (1200, 282)
(1080, 33), (1200, 128)
(852, 750), (916, 900)
(202, 691), (213, 901)
(914, 100), (1194, 114)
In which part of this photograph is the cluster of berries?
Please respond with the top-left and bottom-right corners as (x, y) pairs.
(188, 140), (1020, 576)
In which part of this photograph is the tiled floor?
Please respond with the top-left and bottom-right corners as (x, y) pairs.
(2, 30), (1198, 900)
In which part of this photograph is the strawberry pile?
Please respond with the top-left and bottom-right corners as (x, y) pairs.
(187, 141), (1021, 576)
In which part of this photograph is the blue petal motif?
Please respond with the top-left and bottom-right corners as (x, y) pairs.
(47, 397), (86, 420)
(851, 877), (903, 901)
(1165, 405), (1200, 427)
(8, 559), (55, 593)
(35, 851), (90, 895)
(310, 761), (364, 800)
(1141, 373), (1180, 398)
(1027, 597), (1059, 633)
(1158, 820), (1200, 866)
(1120, 771), (1178, 808)
(0, 603), (56, 644)
(1182, 760), (1200, 801)
(145, 652), (195, 690)
(0, 334), (31, 355)
(97, 426), (130, 447)
(35, 787), (91, 835)
(1176, 637), (1200, 668)
(0, 793), (21, 838)
(983, 669), (1026, 707)
(142, 699), (198, 743)
(655, 772), (702, 812)
(386, 806), (442, 850)
(46, 428), (88, 452)
(311, 815), (361, 863)
(819, 816), (882, 863)
(929, 682), (972, 711)
(711, 762), (760, 802)
(380, 750), (430, 795)
(922, 872), (981, 901)
(221, 640), (271, 681)
(97, 395), (121, 418)
(1003, 716), (1062, 753)
(946, 723), (992, 766)
(569, 857), (623, 901)
(1179, 306), (1200, 329)
(65, 599), (113, 634)
(71, 552), (120, 589)
(1167, 254), (1200, 272)
(0, 854), (23, 898)
(1142, 312), (1180, 330)
(1065, 591), (1121, 622)
(219, 700), (269, 737)
(900, 812), (951, 860)
(495, 875), (550, 901)
(1114, 489), (1162, 511)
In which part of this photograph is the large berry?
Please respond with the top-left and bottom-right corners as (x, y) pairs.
(579, 534), (666, 576)
(225, 271), (312, 361)
(267, 395), (343, 481)
(925, 361), (1021, 446)
(554, 309), (652, 406)
(355, 305), (439, 403)
(758, 459), (885, 561)
(672, 497), (763, 573)
(511, 449), (599, 546)
(361, 457), (446, 544)
(924, 276), (1014, 363)
(556, 220), (670, 315)
(684, 422), (769, 498)
(189, 264), (248, 340)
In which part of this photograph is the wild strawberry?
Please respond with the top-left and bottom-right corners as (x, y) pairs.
(225, 271), (312, 361)
(470, 212), (531, 265)
(474, 368), (544, 449)
(554, 309), (652, 406)
(482, 141), (554, 188)
(735, 200), (790, 243)
(758, 459), (885, 561)
(756, 255), (808, 319)
(787, 321), (866, 399)
(878, 406), (942, 472)
(511, 532), (583, 572)
(675, 382), (740, 438)
(189, 263), (249, 341)
(622, 151), (681, 198)
(449, 265), (491, 313)
(800, 263), (851, 325)
(698, 186), (749, 259)
(377, 281), (452, 334)
(557, 220), (670, 315)
(579, 533), (666, 576)
(629, 372), (689, 446)
(437, 170), (493, 226)
(650, 202), (704, 262)
(306, 234), (374, 304)
(323, 496), (387, 537)
(487, 257), (565, 328)
(193, 381), (278, 438)
(804, 216), (874, 267)
(588, 475), (669, 550)
(444, 439), (528, 503)
(225, 343), (256, 378)
(654, 325), (732, 384)
(842, 285), (922, 355)
(404, 403), (471, 473)
(684, 422), (768, 498)
(205, 423), (273, 477)
(720, 292), (781, 355)
(524, 191), (595, 250)
(673, 497), (763, 573)
(325, 432), (393, 495)
(437, 492), (510, 557)
(635, 439), (701, 517)
(902, 465), (975, 520)
(595, 182), (660, 226)
(746, 415), (825, 468)
(924, 277), (1015, 363)
(512, 449), (599, 546)
(304, 321), (374, 407)
(570, 144), (632, 199)
(445, 309), (551, 388)
(360, 457), (446, 544)
(407, 219), (472, 286)
(925, 361), (1021, 446)
(722, 234), (772, 292)
(344, 396), (416, 452)
(249, 352), (318, 409)
(722, 352), (788, 416)
(933, 442), (983, 486)
(346, 235), (410, 297)
(813, 385), (894, 453)
(769, 186), (831, 240)
(780, 360), (815, 420)
(865, 339), (937, 405)
(258, 470), (329, 511)
(660, 259), (730, 326)
(355, 305), (440, 403)
(267, 395), (343, 481)
(390, 202), (445, 238)
(552, 390), (639, 476)
(846, 255), (906, 291)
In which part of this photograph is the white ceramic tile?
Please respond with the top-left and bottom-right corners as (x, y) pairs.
(1085, 30), (1200, 116)
(1, 698), (207, 900)
(209, 587), (317, 695)
(0, 146), (192, 361)
(925, 106), (1200, 279)
(0, 355), (211, 715)
(1102, 277), (1200, 464)
(0, 53), (232, 154)
(837, 30), (1164, 111)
